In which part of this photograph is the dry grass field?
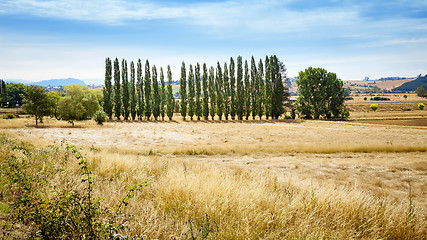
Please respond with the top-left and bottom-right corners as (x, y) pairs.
(1, 107), (427, 238)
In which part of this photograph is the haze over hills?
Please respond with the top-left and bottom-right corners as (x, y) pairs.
(5, 78), (87, 87)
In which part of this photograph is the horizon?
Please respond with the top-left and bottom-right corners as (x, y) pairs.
(1, 0), (427, 83)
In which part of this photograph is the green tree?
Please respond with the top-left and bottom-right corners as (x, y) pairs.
(166, 65), (175, 120)
(137, 59), (144, 120)
(295, 67), (346, 119)
(202, 63), (209, 120)
(144, 60), (151, 120)
(58, 98), (85, 126)
(188, 64), (195, 120)
(48, 91), (61, 120)
(152, 65), (160, 120)
(223, 62), (230, 120)
(216, 62), (224, 120)
(62, 84), (101, 119)
(121, 59), (130, 120)
(230, 57), (236, 120)
(113, 58), (121, 119)
(264, 56), (272, 119)
(2, 83), (25, 107)
(0, 79), (6, 107)
(250, 56), (257, 120)
(270, 56), (287, 119)
(195, 63), (202, 120)
(130, 61), (136, 120)
(244, 59), (251, 120)
(209, 66), (216, 120)
(180, 61), (187, 120)
(103, 58), (113, 119)
(257, 59), (264, 119)
(236, 56), (244, 120)
(22, 85), (55, 126)
(160, 67), (166, 121)
(416, 86), (427, 98)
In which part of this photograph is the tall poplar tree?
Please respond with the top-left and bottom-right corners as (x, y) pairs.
(257, 59), (264, 120)
(137, 59), (144, 120)
(202, 63), (209, 120)
(264, 56), (272, 119)
(250, 56), (258, 120)
(244, 60), (251, 120)
(216, 62), (224, 120)
(160, 67), (166, 121)
(103, 57), (113, 119)
(223, 62), (230, 120)
(236, 56), (244, 120)
(230, 57), (236, 120)
(195, 63), (202, 120)
(152, 65), (160, 120)
(166, 65), (174, 120)
(271, 55), (287, 119)
(180, 61), (187, 120)
(122, 59), (130, 120)
(188, 64), (195, 120)
(130, 61), (136, 120)
(144, 60), (151, 120)
(209, 66), (216, 120)
(113, 58), (121, 120)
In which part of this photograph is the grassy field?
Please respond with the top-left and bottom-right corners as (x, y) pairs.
(1, 101), (427, 239)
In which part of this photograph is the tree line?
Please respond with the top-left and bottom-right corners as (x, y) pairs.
(103, 55), (289, 121)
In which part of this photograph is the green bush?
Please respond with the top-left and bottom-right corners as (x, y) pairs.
(94, 110), (106, 125)
(418, 103), (425, 110)
(370, 104), (378, 112)
(2, 113), (16, 119)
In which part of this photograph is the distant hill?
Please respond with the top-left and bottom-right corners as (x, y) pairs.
(30, 78), (87, 87)
(393, 75), (427, 92)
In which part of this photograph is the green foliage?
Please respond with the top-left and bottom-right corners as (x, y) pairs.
(145, 60), (152, 120)
(167, 65), (175, 120)
(236, 56), (244, 120)
(122, 59), (130, 120)
(264, 56), (272, 119)
(58, 97), (85, 126)
(271, 56), (287, 119)
(180, 62), (187, 120)
(22, 85), (55, 126)
(209, 66), (216, 120)
(94, 110), (106, 125)
(257, 59), (264, 120)
(393, 75), (427, 92)
(114, 58), (121, 119)
(295, 67), (346, 119)
(195, 63), (202, 120)
(186, 213), (218, 240)
(137, 59), (144, 120)
(416, 86), (427, 98)
(188, 64), (195, 120)
(370, 104), (378, 112)
(202, 63), (209, 120)
(223, 62), (230, 120)
(250, 56), (258, 120)
(216, 62), (224, 120)
(152, 65), (160, 120)
(160, 67), (166, 121)
(2, 82), (25, 108)
(103, 57), (113, 119)
(130, 61), (137, 120)
(0, 79), (6, 107)
(418, 103), (425, 110)
(2, 113), (16, 119)
(244, 60), (251, 120)
(229, 57), (236, 120)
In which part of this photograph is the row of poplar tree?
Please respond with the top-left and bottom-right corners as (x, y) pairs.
(103, 55), (288, 121)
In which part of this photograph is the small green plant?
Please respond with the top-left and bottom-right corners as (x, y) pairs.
(418, 103), (425, 110)
(341, 106), (350, 119)
(94, 110), (106, 125)
(370, 104), (378, 112)
(186, 213), (218, 240)
(2, 113), (16, 119)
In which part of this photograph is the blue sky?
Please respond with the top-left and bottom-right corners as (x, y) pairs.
(1, 0), (427, 84)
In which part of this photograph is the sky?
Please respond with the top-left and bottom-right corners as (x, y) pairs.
(1, 0), (427, 84)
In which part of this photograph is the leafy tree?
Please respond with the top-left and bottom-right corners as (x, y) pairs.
(144, 60), (151, 120)
(209, 66), (216, 120)
(257, 59), (264, 119)
(160, 67), (166, 121)
(137, 59), (144, 120)
(180, 62), (187, 120)
(152, 65), (160, 120)
(113, 58), (121, 119)
(416, 86), (427, 98)
(223, 62), (230, 120)
(229, 57), (236, 120)
(121, 59), (130, 120)
(264, 56), (272, 119)
(166, 65), (175, 120)
(0, 79), (6, 107)
(195, 63), (202, 120)
(236, 56), (244, 120)
(216, 62), (224, 120)
(270, 56), (287, 119)
(244, 59), (251, 120)
(58, 97), (85, 126)
(130, 61), (136, 120)
(188, 64), (195, 120)
(48, 91), (62, 120)
(103, 58), (113, 119)
(22, 85), (55, 126)
(2, 83), (25, 107)
(250, 56), (257, 120)
(295, 67), (346, 119)
(61, 84), (101, 120)
(94, 110), (106, 125)
(202, 63), (209, 120)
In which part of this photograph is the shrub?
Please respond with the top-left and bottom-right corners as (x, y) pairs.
(370, 104), (378, 112)
(2, 113), (16, 119)
(363, 97), (367, 101)
(418, 103), (425, 110)
(94, 110), (106, 125)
